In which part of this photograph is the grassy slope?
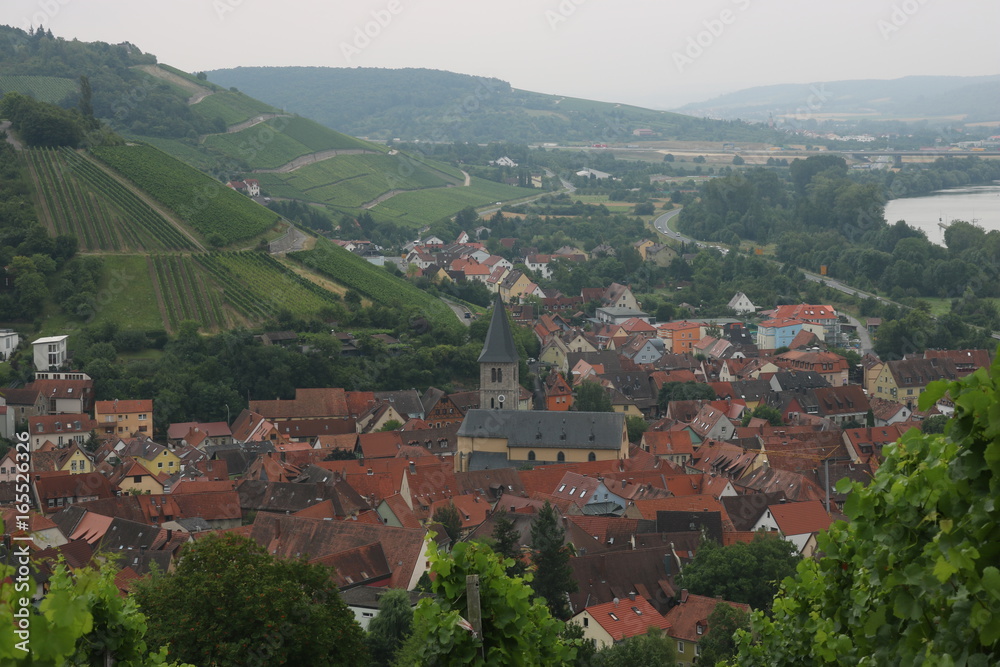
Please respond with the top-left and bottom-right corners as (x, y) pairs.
(372, 177), (535, 226)
(0, 75), (77, 104)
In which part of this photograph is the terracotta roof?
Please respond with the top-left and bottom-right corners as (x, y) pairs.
(664, 592), (750, 642)
(34, 472), (114, 510)
(381, 494), (422, 529)
(26, 379), (93, 401)
(310, 541), (392, 588)
(95, 399), (153, 415)
(250, 388), (350, 420)
(641, 431), (694, 458)
(248, 513), (427, 589)
(28, 414), (97, 433)
(358, 431), (404, 459)
(766, 500), (832, 536)
(345, 391), (377, 417)
(429, 495), (489, 529)
(583, 595), (671, 642)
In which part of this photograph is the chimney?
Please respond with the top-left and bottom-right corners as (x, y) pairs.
(680, 589), (689, 603)
(367, 468), (373, 476)
(628, 591), (636, 602)
(408, 460), (416, 475)
(166, 529), (173, 542)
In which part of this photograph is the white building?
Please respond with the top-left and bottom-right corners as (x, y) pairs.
(0, 329), (19, 361)
(727, 292), (757, 315)
(32, 335), (68, 372)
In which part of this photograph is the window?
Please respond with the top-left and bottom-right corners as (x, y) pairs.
(528, 451), (536, 461)
(678, 642), (684, 653)
(497, 368), (503, 383)
(139, 414), (147, 421)
(696, 623), (704, 635)
(557, 452), (565, 462)
(588, 452), (596, 462)
(609, 613), (619, 621)
(362, 612), (374, 618)
(71, 461), (77, 471)
(158, 462), (163, 468)
(0, 467), (5, 474)
(134, 476), (142, 483)
(583, 617), (589, 628)
(491, 368), (497, 382)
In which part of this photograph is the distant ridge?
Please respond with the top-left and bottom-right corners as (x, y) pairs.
(676, 74), (1000, 123)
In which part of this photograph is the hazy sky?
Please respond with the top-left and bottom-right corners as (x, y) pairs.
(3, 0), (998, 108)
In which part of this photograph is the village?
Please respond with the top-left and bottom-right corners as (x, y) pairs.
(1, 265), (987, 662)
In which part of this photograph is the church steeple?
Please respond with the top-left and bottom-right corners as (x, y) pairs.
(478, 294), (519, 364)
(479, 294), (521, 410)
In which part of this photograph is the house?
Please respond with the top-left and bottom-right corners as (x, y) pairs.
(28, 414), (97, 451)
(1, 387), (46, 423)
(688, 404), (735, 441)
(869, 397), (912, 426)
(31, 442), (94, 475)
(633, 239), (655, 261)
(32, 335), (68, 371)
(645, 243), (678, 268)
(26, 372), (95, 414)
(110, 459), (165, 495)
(33, 472), (115, 513)
(250, 388), (351, 422)
(524, 254), (553, 279)
(544, 372), (574, 411)
(656, 321), (703, 354)
(596, 307), (651, 326)
(755, 318), (805, 351)
(166, 421), (233, 448)
(94, 399), (154, 437)
(752, 499), (833, 556)
(727, 292), (756, 315)
(0, 328), (18, 360)
(619, 335), (665, 365)
(341, 587), (426, 630)
(114, 437), (182, 476)
(640, 431), (694, 467)
(869, 357), (959, 409)
(498, 269), (534, 303)
(774, 349), (850, 386)
(664, 591), (750, 666)
(570, 594), (672, 650)
(455, 410), (629, 472)
(765, 304), (839, 344)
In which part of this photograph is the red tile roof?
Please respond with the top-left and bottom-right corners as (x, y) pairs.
(664, 592), (750, 642)
(767, 500), (832, 536)
(584, 595), (671, 642)
(95, 399), (153, 415)
(358, 431), (404, 458)
(250, 388), (350, 420)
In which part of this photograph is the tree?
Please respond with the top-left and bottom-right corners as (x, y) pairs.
(591, 628), (678, 667)
(658, 381), (716, 409)
(397, 540), (576, 666)
(732, 155), (745, 166)
(574, 381), (612, 412)
(491, 508), (525, 578)
(530, 501), (578, 620)
(740, 404), (783, 427)
(696, 602), (750, 666)
(432, 503), (463, 544)
(731, 356), (1000, 665)
(626, 415), (648, 443)
(132, 532), (367, 667)
(920, 413), (949, 434)
(366, 589), (414, 667)
(677, 533), (799, 614)
(378, 419), (403, 432)
(0, 542), (189, 666)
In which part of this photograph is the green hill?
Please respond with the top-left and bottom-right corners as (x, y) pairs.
(203, 66), (785, 144)
(0, 75), (76, 104)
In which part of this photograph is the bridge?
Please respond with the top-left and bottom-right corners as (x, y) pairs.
(841, 149), (1000, 165)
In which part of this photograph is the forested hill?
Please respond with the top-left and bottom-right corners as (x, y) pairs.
(205, 66), (784, 144)
(677, 74), (1000, 122)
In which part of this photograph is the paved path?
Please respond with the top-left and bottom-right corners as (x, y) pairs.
(0, 121), (23, 150)
(134, 64), (215, 105)
(252, 148), (377, 174)
(269, 225), (309, 255)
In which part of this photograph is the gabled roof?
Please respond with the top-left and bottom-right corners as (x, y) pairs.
(478, 294), (519, 363)
(766, 500), (833, 536)
(310, 541), (392, 588)
(664, 592), (750, 642)
(458, 410), (625, 450)
(95, 399), (153, 415)
(250, 388), (350, 420)
(583, 595), (671, 642)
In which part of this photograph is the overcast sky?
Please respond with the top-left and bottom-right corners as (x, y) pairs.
(3, 0), (998, 108)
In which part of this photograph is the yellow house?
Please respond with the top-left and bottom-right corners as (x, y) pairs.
(540, 338), (570, 375)
(455, 409), (628, 472)
(114, 459), (164, 495)
(870, 358), (960, 409)
(499, 270), (533, 303)
(95, 399), (153, 437)
(57, 443), (95, 475)
(633, 239), (655, 261)
(119, 438), (181, 475)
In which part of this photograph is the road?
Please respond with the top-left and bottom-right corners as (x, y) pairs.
(0, 121), (23, 150)
(440, 297), (473, 326)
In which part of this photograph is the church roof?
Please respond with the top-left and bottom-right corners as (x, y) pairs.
(478, 294), (519, 364)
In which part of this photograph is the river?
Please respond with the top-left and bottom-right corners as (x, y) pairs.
(883, 183), (1000, 246)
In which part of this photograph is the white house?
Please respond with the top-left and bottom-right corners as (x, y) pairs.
(727, 292), (757, 315)
(752, 500), (833, 556)
(0, 329), (18, 361)
(493, 156), (518, 168)
(32, 335), (68, 372)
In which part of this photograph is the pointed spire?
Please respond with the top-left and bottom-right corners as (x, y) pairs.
(478, 294), (519, 363)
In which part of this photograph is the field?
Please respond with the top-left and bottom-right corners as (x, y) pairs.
(24, 147), (195, 251)
(289, 238), (462, 334)
(91, 144), (280, 245)
(86, 255), (169, 331)
(191, 91), (280, 127)
(203, 116), (372, 170)
(149, 254), (230, 331)
(371, 177), (536, 226)
(194, 251), (343, 323)
(0, 75), (76, 104)
(255, 153), (451, 207)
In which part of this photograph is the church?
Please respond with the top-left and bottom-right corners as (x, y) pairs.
(455, 295), (630, 472)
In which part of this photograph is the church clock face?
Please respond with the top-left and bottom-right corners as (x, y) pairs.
(497, 394), (506, 403)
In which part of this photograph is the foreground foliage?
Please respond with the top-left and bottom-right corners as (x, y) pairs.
(132, 532), (367, 667)
(732, 350), (1000, 665)
(399, 540), (575, 666)
(0, 544), (189, 666)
